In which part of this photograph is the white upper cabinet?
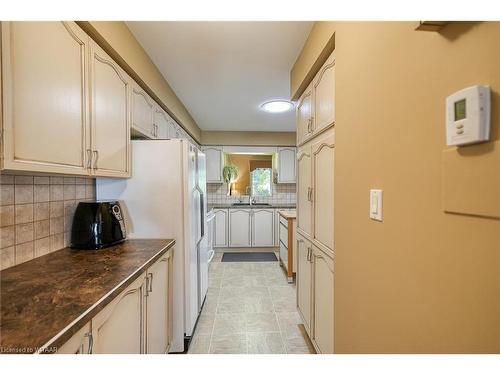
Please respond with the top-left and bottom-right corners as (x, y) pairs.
(89, 41), (131, 177)
(297, 82), (313, 146)
(296, 50), (335, 146)
(203, 146), (224, 183)
(312, 51), (335, 135)
(311, 128), (335, 253)
(1, 21), (90, 175)
(1, 22), (133, 178)
(252, 209), (274, 247)
(229, 209), (252, 247)
(153, 104), (171, 139)
(277, 147), (296, 183)
(131, 81), (155, 138)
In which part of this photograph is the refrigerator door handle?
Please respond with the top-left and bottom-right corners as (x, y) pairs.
(198, 186), (205, 241)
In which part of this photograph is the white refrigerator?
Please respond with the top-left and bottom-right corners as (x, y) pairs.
(96, 139), (209, 353)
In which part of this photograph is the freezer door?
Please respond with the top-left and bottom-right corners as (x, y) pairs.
(196, 149), (209, 310)
(185, 143), (199, 336)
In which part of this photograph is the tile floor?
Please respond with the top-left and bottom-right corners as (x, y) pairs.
(188, 251), (315, 354)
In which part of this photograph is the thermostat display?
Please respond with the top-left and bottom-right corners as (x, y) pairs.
(446, 85), (490, 146)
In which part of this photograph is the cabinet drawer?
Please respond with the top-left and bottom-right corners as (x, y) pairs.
(279, 222), (288, 246)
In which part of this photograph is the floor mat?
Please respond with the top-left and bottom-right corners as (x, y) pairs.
(221, 252), (278, 262)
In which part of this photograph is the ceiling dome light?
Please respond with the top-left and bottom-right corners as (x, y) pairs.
(260, 100), (294, 113)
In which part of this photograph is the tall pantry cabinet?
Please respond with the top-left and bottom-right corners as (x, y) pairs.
(295, 50), (335, 354)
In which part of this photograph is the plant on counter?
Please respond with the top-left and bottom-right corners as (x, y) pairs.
(222, 164), (239, 196)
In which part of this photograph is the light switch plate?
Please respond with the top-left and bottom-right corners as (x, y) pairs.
(369, 189), (383, 221)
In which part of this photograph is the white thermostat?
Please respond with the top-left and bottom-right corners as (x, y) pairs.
(446, 85), (490, 146)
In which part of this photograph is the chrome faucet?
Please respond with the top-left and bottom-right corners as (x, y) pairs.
(245, 186), (256, 205)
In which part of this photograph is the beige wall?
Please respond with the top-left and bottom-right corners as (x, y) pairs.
(77, 21), (202, 142)
(201, 131), (296, 146)
(295, 21), (500, 353)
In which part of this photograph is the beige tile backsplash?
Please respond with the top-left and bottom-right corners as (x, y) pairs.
(0, 173), (96, 270)
(207, 182), (296, 205)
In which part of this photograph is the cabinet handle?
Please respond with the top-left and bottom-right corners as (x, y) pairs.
(310, 116), (314, 132)
(86, 149), (92, 170)
(84, 332), (93, 354)
(147, 272), (153, 293)
(92, 150), (98, 171)
(307, 247), (312, 262)
(307, 118), (312, 133)
(310, 187), (314, 202)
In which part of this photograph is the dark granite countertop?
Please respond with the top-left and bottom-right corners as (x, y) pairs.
(0, 239), (175, 354)
(208, 203), (296, 210)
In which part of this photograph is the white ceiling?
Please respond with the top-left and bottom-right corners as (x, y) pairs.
(126, 22), (313, 132)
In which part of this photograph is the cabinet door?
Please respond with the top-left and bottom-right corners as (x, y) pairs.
(296, 82), (313, 146)
(57, 322), (91, 354)
(1, 21), (90, 175)
(312, 51), (335, 135)
(296, 233), (312, 334)
(131, 82), (154, 138)
(312, 246), (334, 354)
(154, 106), (171, 139)
(252, 209), (274, 247)
(297, 144), (312, 239)
(167, 119), (177, 139)
(172, 123), (182, 139)
(229, 209), (251, 247)
(90, 41), (131, 177)
(214, 209), (228, 247)
(203, 147), (224, 183)
(277, 147), (297, 183)
(274, 209), (280, 246)
(92, 274), (145, 354)
(311, 128), (335, 253)
(146, 253), (173, 354)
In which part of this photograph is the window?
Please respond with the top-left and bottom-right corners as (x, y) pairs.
(251, 168), (272, 197)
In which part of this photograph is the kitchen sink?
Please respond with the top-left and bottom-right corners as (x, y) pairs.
(231, 202), (271, 206)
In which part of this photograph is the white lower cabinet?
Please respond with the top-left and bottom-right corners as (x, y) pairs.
(57, 251), (173, 354)
(91, 273), (145, 354)
(213, 209), (228, 247)
(229, 209), (252, 247)
(252, 209), (274, 247)
(227, 208), (276, 248)
(296, 233), (334, 354)
(57, 322), (92, 354)
(274, 210), (280, 246)
(312, 245), (334, 354)
(296, 233), (313, 334)
(145, 253), (173, 354)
